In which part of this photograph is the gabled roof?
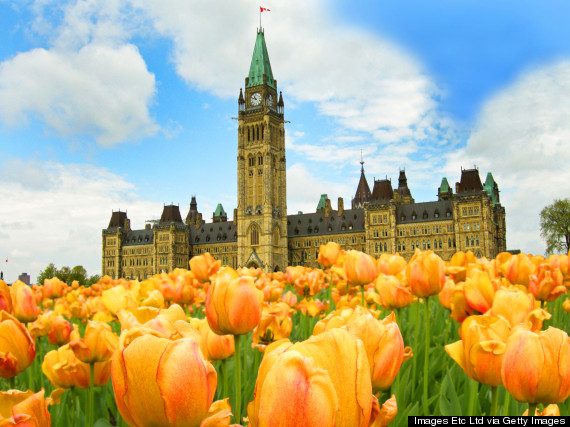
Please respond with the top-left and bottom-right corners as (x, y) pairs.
(247, 29), (276, 89)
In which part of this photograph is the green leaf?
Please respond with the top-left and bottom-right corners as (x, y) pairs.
(94, 419), (114, 427)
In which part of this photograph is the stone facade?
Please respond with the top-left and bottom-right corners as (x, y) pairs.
(101, 29), (507, 279)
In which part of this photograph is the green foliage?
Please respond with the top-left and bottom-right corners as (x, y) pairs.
(36, 263), (99, 286)
(540, 198), (570, 255)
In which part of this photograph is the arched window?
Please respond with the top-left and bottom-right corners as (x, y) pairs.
(448, 238), (452, 248)
(476, 237), (479, 246)
(471, 237), (475, 246)
(384, 243), (387, 251)
(250, 227), (259, 246)
(256, 126), (260, 140)
(422, 240), (426, 250)
(439, 239), (442, 249)
(247, 127), (250, 142)
(466, 236), (469, 246)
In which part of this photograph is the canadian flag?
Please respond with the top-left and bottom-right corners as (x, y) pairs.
(260, 6), (270, 12)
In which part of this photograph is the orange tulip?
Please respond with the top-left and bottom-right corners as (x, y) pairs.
(522, 404), (560, 416)
(376, 254), (407, 276)
(313, 306), (370, 335)
(0, 281), (12, 314)
(463, 270), (496, 314)
(318, 242), (342, 268)
(0, 389), (57, 426)
(252, 303), (292, 350)
(346, 312), (405, 391)
(375, 274), (416, 310)
(196, 319), (234, 361)
(10, 281), (39, 323)
(27, 311), (56, 339)
(190, 253), (221, 283)
(42, 277), (67, 299)
(205, 267), (263, 336)
(448, 283), (475, 323)
(293, 270), (323, 299)
(502, 326), (570, 404)
(406, 250), (445, 298)
(528, 265), (566, 302)
(112, 331), (217, 427)
(501, 253), (535, 287)
(47, 316), (74, 346)
(0, 311), (36, 379)
(69, 320), (118, 364)
(488, 288), (549, 329)
(248, 350), (338, 427)
(445, 315), (510, 386)
(248, 328), (375, 427)
(438, 279), (455, 310)
(200, 398), (240, 427)
(344, 250), (377, 288)
(563, 298), (570, 313)
(42, 344), (111, 389)
(370, 395), (398, 427)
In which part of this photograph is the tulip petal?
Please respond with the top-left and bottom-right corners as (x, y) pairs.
(122, 334), (170, 427)
(445, 340), (468, 377)
(502, 329), (542, 403)
(158, 338), (216, 426)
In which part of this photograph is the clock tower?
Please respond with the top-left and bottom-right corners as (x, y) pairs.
(237, 28), (287, 272)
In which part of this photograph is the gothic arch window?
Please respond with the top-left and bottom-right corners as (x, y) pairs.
(261, 124), (264, 139)
(448, 238), (452, 248)
(476, 236), (479, 246)
(247, 127), (250, 142)
(383, 243), (387, 251)
(466, 236), (469, 246)
(256, 125), (260, 140)
(250, 225), (259, 246)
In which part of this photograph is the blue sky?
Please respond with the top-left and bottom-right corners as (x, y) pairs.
(1, 0), (570, 281)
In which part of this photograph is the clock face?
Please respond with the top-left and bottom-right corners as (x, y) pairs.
(250, 92), (262, 106)
(267, 94), (273, 106)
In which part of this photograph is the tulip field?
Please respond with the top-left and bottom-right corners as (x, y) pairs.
(0, 246), (569, 426)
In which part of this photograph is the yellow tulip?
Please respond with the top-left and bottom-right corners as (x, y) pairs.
(112, 330), (217, 427)
(445, 315), (510, 386)
(205, 268), (263, 336)
(406, 250), (445, 298)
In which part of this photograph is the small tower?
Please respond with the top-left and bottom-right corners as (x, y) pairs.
(213, 203), (228, 222)
(352, 152), (371, 208)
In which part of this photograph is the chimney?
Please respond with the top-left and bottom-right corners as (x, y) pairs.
(338, 197), (344, 216)
(124, 218), (131, 232)
(325, 198), (332, 218)
(233, 208), (238, 225)
(195, 212), (203, 229)
(145, 223), (151, 230)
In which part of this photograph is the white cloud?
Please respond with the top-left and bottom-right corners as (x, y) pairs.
(443, 60), (570, 255)
(287, 163), (353, 214)
(0, 157), (162, 282)
(0, 43), (159, 146)
(130, 0), (444, 145)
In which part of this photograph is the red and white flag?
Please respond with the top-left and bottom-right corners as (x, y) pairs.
(260, 6), (270, 12)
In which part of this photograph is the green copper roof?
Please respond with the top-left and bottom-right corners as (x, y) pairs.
(214, 203), (227, 217)
(439, 177), (451, 193)
(247, 29), (276, 89)
(483, 172), (497, 206)
(316, 194), (328, 211)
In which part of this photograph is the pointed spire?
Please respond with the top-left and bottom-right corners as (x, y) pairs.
(360, 149), (364, 174)
(247, 29), (276, 89)
(352, 155), (371, 209)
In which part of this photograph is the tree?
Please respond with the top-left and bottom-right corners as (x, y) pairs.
(540, 198), (570, 255)
(36, 264), (100, 287)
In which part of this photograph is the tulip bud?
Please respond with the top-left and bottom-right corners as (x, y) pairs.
(406, 250), (445, 298)
(318, 242), (342, 268)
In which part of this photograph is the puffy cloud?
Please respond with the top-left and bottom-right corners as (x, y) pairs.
(286, 163), (353, 214)
(130, 0), (443, 145)
(0, 157), (162, 282)
(444, 60), (570, 255)
(0, 43), (158, 146)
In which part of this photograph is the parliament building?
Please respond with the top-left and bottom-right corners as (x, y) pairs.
(101, 29), (507, 279)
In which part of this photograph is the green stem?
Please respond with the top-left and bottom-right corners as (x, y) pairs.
(503, 388), (510, 416)
(490, 386), (498, 416)
(528, 402), (537, 417)
(422, 297), (430, 415)
(467, 378), (478, 416)
(328, 270), (335, 312)
(88, 363), (95, 427)
(234, 334), (242, 425)
(361, 286), (366, 307)
(9, 376), (15, 391)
